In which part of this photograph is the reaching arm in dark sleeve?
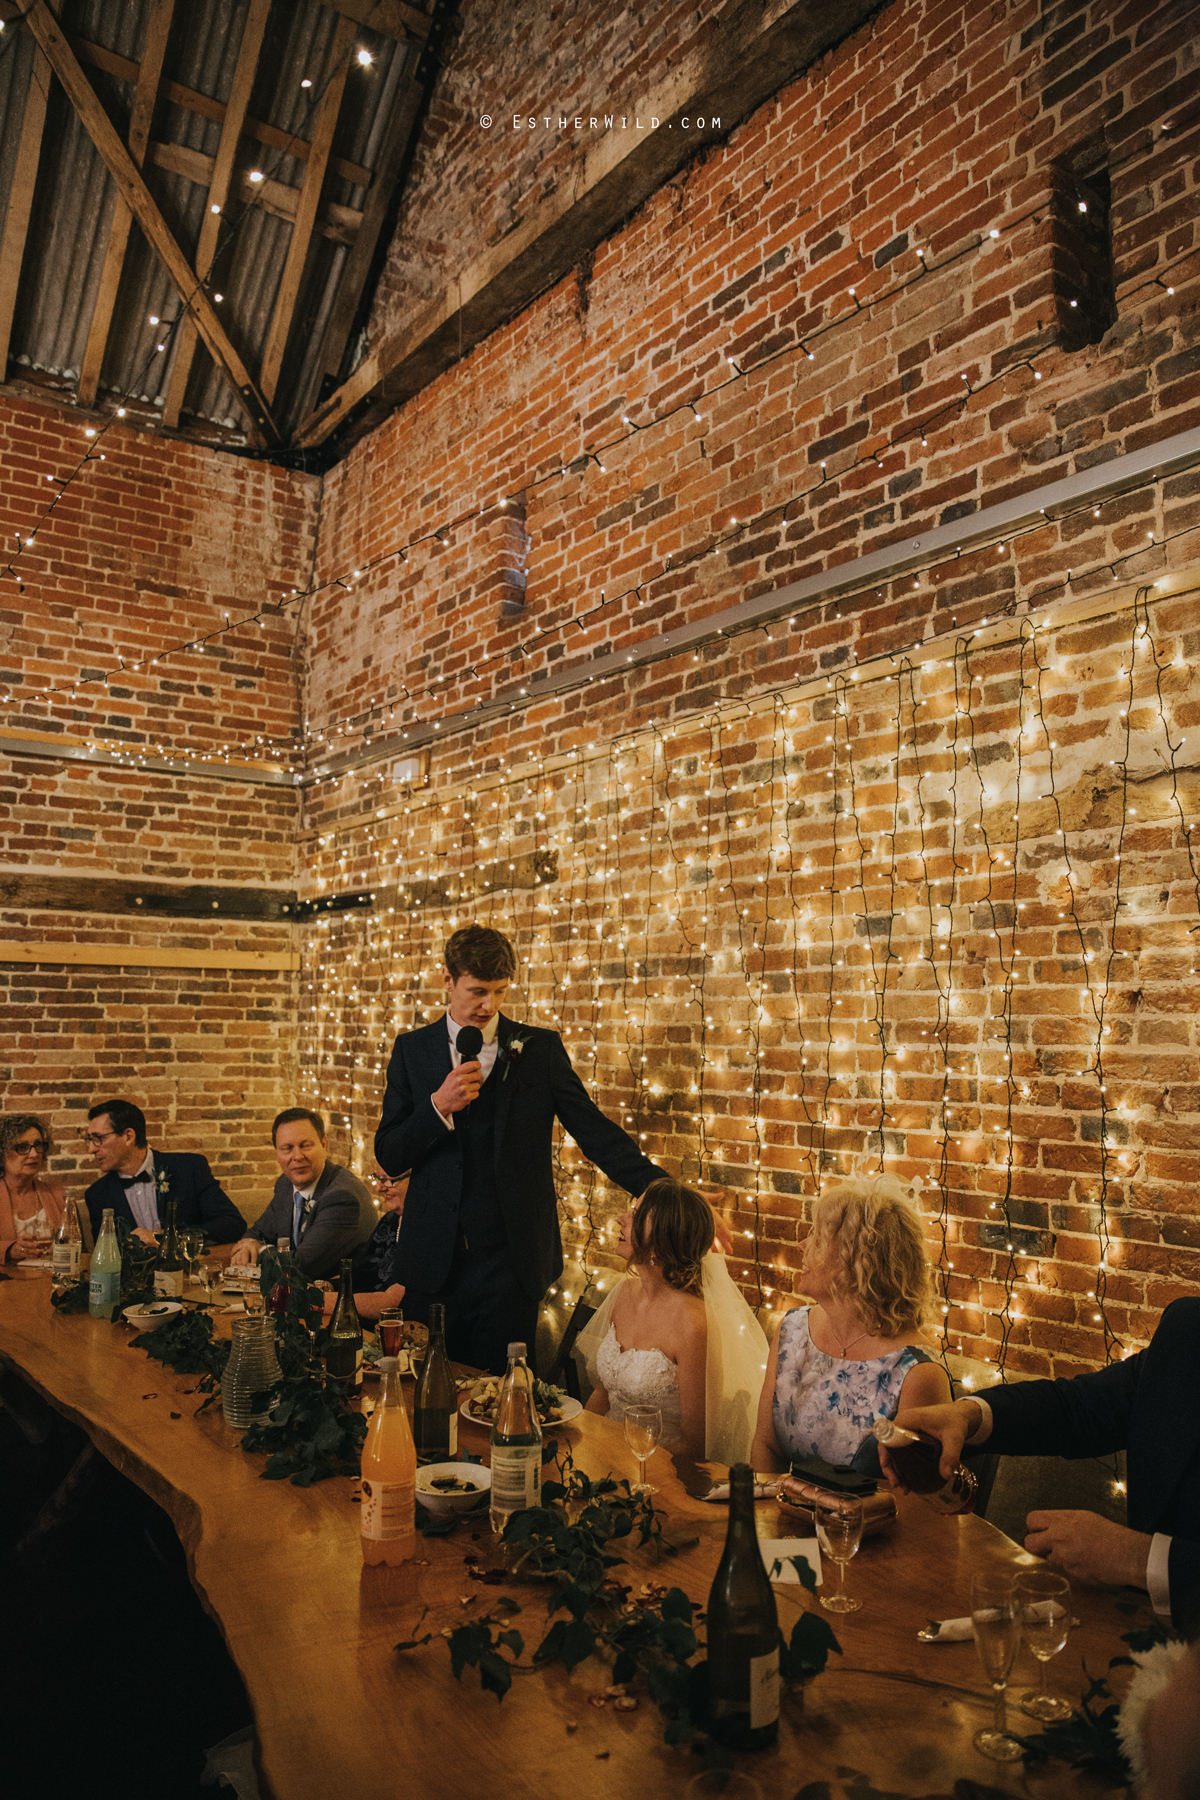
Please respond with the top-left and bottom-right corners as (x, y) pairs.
(547, 1036), (666, 1196)
(984, 1354), (1142, 1461)
(187, 1157), (247, 1245)
(375, 1037), (450, 1178)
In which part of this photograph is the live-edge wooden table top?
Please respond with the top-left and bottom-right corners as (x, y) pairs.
(0, 1270), (1132, 1800)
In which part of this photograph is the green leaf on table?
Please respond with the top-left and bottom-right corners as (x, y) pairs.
(779, 1610), (842, 1682)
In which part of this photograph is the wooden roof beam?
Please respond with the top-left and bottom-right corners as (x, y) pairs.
(313, 0), (431, 43)
(77, 0), (175, 408)
(259, 15), (357, 407)
(161, 0), (271, 430)
(0, 42), (51, 381)
(24, 0), (279, 447)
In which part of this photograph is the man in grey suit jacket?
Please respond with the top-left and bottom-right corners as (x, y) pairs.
(230, 1108), (374, 1280)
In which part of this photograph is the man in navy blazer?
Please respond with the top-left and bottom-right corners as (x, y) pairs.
(375, 924), (665, 1374)
(887, 1298), (1200, 1636)
(83, 1098), (245, 1245)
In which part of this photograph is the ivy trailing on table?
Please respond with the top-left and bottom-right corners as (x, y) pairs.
(1015, 1613), (1175, 1783)
(72, 1244), (367, 1486)
(404, 1440), (841, 1750)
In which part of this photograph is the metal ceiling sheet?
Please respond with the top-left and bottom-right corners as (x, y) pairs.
(0, 0), (413, 443)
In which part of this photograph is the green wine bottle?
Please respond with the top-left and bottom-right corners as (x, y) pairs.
(325, 1257), (363, 1389)
(489, 1341), (542, 1535)
(706, 1462), (780, 1749)
(154, 1200), (185, 1299)
(414, 1301), (457, 1462)
(88, 1208), (122, 1319)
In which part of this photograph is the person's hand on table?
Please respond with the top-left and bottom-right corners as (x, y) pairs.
(229, 1239), (260, 1266)
(432, 1062), (482, 1116)
(1024, 1509), (1153, 1590)
(7, 1238), (30, 1262)
(881, 1398), (982, 1487)
(131, 1227), (159, 1246)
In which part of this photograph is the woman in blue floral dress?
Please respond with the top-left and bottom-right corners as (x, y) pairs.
(750, 1176), (951, 1476)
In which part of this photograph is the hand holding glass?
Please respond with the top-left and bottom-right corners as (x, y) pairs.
(970, 1572), (1023, 1761)
(815, 1493), (863, 1613)
(623, 1406), (661, 1493)
(1015, 1569), (1072, 1722)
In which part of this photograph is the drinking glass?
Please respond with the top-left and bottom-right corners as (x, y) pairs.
(196, 1259), (216, 1301)
(378, 1310), (405, 1358)
(970, 1572), (1023, 1760)
(623, 1406), (661, 1493)
(183, 1231), (204, 1288)
(1015, 1569), (1072, 1722)
(814, 1493), (863, 1613)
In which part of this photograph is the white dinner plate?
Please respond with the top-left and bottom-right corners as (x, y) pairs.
(459, 1382), (582, 1429)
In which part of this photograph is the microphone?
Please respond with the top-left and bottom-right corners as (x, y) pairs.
(456, 1026), (483, 1114)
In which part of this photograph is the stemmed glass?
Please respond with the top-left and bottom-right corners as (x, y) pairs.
(970, 1572), (1024, 1761)
(814, 1493), (863, 1613)
(183, 1231), (204, 1291)
(1015, 1569), (1072, 1722)
(623, 1406), (662, 1494)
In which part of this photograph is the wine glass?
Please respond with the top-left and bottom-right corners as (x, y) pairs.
(183, 1231), (204, 1290)
(970, 1571), (1024, 1760)
(814, 1493), (863, 1613)
(623, 1406), (661, 1493)
(1015, 1568), (1072, 1722)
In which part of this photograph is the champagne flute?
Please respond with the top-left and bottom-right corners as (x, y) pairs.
(814, 1493), (864, 1613)
(970, 1571), (1023, 1761)
(623, 1405), (661, 1494)
(1015, 1569), (1072, 1722)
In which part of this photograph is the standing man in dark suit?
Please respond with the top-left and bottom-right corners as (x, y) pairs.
(82, 1098), (245, 1244)
(375, 924), (668, 1376)
(884, 1298), (1200, 1637)
(229, 1108), (374, 1280)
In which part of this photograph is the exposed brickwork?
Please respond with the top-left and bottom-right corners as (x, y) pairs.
(299, 0), (1200, 1378)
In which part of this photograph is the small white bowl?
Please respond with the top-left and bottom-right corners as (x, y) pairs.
(124, 1301), (184, 1330)
(415, 1462), (491, 1515)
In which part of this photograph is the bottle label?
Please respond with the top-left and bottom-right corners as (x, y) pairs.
(53, 1241), (81, 1282)
(749, 1648), (781, 1731)
(154, 1268), (184, 1298)
(490, 1445), (540, 1511)
(89, 1269), (121, 1314)
(327, 1346), (363, 1388)
(415, 1408), (458, 1460)
(360, 1476), (415, 1541)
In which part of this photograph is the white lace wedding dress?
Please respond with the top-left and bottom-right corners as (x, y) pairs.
(594, 1325), (684, 1448)
(577, 1253), (769, 1465)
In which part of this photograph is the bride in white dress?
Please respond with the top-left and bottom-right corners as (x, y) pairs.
(577, 1180), (769, 1465)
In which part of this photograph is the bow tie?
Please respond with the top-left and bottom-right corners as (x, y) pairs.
(119, 1173), (150, 1187)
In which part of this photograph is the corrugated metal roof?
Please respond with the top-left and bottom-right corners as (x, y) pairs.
(0, 0), (431, 452)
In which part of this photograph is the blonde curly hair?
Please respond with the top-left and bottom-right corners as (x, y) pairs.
(805, 1175), (933, 1336)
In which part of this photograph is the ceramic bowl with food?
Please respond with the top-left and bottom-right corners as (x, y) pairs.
(123, 1301), (184, 1330)
(414, 1462), (491, 1515)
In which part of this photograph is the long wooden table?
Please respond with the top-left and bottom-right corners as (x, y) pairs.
(1, 1269), (1133, 1799)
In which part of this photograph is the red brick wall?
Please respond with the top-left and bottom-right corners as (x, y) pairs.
(298, 0), (1200, 1377)
(0, 392), (317, 1216)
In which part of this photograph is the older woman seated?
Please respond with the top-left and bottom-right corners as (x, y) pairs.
(750, 1175), (950, 1475)
(1, 1113), (67, 1264)
(318, 1165), (409, 1323)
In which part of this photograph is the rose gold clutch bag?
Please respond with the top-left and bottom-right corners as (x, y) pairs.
(776, 1474), (898, 1536)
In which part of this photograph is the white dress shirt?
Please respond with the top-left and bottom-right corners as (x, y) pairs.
(121, 1149), (159, 1232)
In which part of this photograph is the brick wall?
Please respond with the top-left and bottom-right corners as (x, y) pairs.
(297, 0), (1200, 1376)
(0, 392), (317, 1216)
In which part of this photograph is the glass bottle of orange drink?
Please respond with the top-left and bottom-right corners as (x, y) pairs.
(360, 1355), (416, 1564)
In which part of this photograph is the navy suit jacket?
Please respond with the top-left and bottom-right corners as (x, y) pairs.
(85, 1150), (244, 1245)
(375, 1014), (665, 1302)
(984, 1298), (1200, 1635)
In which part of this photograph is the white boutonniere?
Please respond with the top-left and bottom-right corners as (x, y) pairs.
(501, 1035), (529, 1081)
(155, 1170), (171, 1199)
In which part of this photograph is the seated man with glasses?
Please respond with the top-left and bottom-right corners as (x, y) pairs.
(82, 1099), (245, 1246)
(230, 1108), (374, 1281)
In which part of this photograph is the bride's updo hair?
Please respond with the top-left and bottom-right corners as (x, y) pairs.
(630, 1179), (713, 1296)
(805, 1174), (933, 1336)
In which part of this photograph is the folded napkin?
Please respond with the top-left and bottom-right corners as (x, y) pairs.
(919, 1600), (1078, 1642)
